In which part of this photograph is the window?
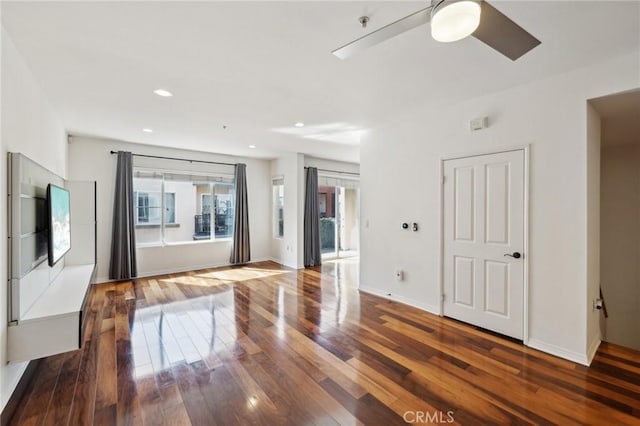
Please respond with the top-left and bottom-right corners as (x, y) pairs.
(133, 169), (234, 245)
(272, 177), (284, 238)
(135, 192), (175, 224)
(201, 193), (211, 215)
(213, 183), (234, 239)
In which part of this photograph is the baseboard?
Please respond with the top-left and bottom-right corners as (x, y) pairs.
(587, 336), (602, 365)
(1, 359), (41, 426)
(265, 257), (303, 270)
(358, 285), (441, 316)
(527, 338), (590, 366)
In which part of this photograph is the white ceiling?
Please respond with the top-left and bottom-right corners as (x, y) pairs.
(2, 1), (639, 162)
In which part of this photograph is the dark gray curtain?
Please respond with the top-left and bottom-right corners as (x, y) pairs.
(304, 167), (321, 267)
(109, 151), (137, 280)
(230, 163), (251, 265)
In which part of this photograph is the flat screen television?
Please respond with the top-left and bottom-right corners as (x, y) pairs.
(47, 183), (71, 266)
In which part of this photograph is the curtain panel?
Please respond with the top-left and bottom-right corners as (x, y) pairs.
(304, 167), (321, 267)
(230, 163), (251, 264)
(109, 151), (138, 280)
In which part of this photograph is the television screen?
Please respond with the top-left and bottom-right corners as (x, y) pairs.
(47, 184), (71, 266)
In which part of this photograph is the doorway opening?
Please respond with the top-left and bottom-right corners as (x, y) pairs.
(318, 178), (360, 260)
(591, 89), (640, 351)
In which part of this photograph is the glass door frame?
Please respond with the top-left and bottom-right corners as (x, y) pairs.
(320, 185), (359, 260)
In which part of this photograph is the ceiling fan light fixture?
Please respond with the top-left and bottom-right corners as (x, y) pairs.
(431, 0), (481, 43)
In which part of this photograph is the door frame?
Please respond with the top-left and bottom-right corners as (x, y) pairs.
(438, 145), (530, 344)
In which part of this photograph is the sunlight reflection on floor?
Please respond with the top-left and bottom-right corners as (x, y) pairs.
(195, 267), (291, 283)
(156, 268), (292, 287)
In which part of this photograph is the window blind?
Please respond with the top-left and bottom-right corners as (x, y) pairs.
(317, 175), (359, 189)
(134, 169), (234, 184)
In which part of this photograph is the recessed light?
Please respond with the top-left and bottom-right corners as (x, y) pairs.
(248, 145), (256, 149)
(153, 89), (173, 97)
(294, 122), (305, 127)
(142, 128), (153, 133)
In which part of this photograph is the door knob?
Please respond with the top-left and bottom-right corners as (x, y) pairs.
(504, 252), (522, 259)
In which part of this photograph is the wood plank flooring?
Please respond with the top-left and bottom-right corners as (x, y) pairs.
(8, 259), (640, 425)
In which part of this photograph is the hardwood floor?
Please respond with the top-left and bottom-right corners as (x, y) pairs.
(8, 259), (640, 425)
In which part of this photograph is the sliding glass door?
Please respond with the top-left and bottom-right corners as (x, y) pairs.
(319, 177), (359, 259)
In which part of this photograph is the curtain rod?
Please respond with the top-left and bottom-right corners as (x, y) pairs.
(305, 166), (359, 176)
(110, 150), (236, 167)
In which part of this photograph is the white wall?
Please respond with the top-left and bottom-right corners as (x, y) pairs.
(1, 27), (68, 410)
(270, 153), (304, 268)
(67, 136), (271, 283)
(360, 52), (639, 364)
(586, 103), (602, 360)
(600, 142), (640, 351)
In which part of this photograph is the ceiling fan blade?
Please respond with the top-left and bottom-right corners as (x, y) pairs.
(332, 7), (432, 60)
(472, 1), (541, 61)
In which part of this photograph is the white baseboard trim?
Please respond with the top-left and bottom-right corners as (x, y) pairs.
(266, 257), (304, 270)
(358, 286), (441, 316)
(527, 338), (590, 366)
(587, 336), (602, 365)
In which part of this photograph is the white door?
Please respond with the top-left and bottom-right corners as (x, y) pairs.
(443, 150), (525, 339)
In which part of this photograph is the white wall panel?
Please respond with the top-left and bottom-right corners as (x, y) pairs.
(453, 256), (474, 307)
(454, 167), (475, 242)
(485, 163), (509, 245)
(485, 261), (509, 316)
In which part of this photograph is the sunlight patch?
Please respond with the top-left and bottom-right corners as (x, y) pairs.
(196, 267), (290, 282)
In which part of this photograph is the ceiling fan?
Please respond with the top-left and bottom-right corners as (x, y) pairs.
(332, 0), (541, 61)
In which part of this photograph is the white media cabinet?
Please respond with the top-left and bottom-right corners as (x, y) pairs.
(7, 153), (97, 362)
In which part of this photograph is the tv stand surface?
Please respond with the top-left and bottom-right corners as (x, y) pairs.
(8, 264), (95, 362)
(21, 264), (94, 321)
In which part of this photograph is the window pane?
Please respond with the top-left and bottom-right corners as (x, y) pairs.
(319, 186), (336, 254)
(148, 192), (162, 223)
(163, 180), (195, 244)
(133, 177), (162, 245)
(214, 183), (234, 239)
(134, 170), (232, 245)
(273, 182), (284, 238)
(164, 193), (176, 223)
(194, 185), (212, 240)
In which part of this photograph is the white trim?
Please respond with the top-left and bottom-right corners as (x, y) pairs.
(439, 145), (531, 341)
(266, 256), (304, 270)
(522, 145), (530, 344)
(587, 336), (602, 365)
(136, 238), (232, 249)
(359, 285), (441, 316)
(438, 157), (445, 316)
(527, 338), (590, 366)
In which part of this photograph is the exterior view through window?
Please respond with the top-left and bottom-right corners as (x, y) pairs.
(133, 169), (234, 246)
(272, 177), (284, 238)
